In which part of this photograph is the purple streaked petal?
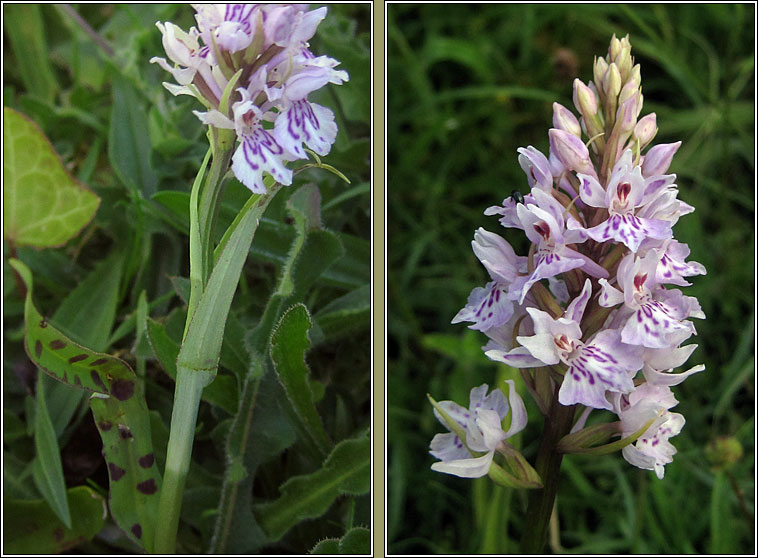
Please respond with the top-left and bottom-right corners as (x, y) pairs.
(451, 282), (514, 331)
(585, 213), (671, 253)
(518, 251), (585, 304)
(577, 172), (606, 207)
(274, 100), (337, 159)
(485, 346), (546, 368)
(517, 146), (553, 191)
(621, 300), (695, 349)
(472, 228), (521, 284)
(231, 129), (293, 194)
(433, 400), (470, 430)
(559, 365), (614, 410)
(565, 279), (593, 324)
(429, 432), (470, 462)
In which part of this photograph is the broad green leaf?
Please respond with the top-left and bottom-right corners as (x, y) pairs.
(3, 107), (100, 247)
(312, 284), (370, 344)
(271, 304), (331, 455)
(310, 538), (341, 554)
(3, 486), (107, 554)
(10, 259), (162, 552)
(210, 372), (297, 554)
(108, 72), (158, 195)
(32, 377), (71, 528)
(3, 5), (58, 102)
(338, 527), (371, 554)
(255, 432), (370, 541)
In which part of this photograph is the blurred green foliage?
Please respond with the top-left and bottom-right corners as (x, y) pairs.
(3, 4), (370, 554)
(388, 4), (754, 554)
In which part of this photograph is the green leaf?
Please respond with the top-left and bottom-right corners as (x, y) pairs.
(339, 527), (371, 554)
(271, 304), (331, 455)
(310, 538), (341, 554)
(312, 284), (370, 343)
(3, 486), (107, 554)
(310, 527), (371, 555)
(255, 432), (370, 541)
(10, 259), (162, 552)
(3, 107), (100, 247)
(108, 72), (158, 195)
(210, 372), (297, 554)
(3, 5), (58, 102)
(32, 377), (71, 528)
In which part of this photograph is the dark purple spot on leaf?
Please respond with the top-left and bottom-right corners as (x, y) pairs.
(35, 340), (42, 358)
(108, 462), (126, 481)
(90, 358), (109, 367)
(118, 425), (133, 440)
(49, 340), (66, 350)
(98, 420), (112, 431)
(68, 354), (88, 364)
(39, 319), (48, 328)
(131, 523), (142, 539)
(138, 453), (155, 468)
(90, 371), (107, 391)
(110, 379), (135, 401)
(137, 479), (158, 495)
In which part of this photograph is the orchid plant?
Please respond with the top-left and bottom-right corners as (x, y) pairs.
(9, 4), (365, 554)
(429, 34), (706, 552)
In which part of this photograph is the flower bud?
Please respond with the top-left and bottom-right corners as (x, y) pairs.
(608, 33), (622, 60)
(603, 62), (622, 101)
(573, 79), (598, 117)
(633, 113), (657, 148)
(615, 45), (633, 80)
(548, 128), (594, 175)
(614, 95), (639, 134)
(641, 141), (682, 177)
(593, 56), (609, 92)
(552, 102), (582, 137)
(618, 79), (639, 105)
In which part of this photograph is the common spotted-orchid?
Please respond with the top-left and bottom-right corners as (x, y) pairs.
(152, 4), (348, 193)
(430, 34), (706, 551)
(430, 382), (527, 479)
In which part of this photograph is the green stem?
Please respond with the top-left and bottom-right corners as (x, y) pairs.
(198, 144), (234, 285)
(519, 389), (575, 554)
(153, 370), (205, 554)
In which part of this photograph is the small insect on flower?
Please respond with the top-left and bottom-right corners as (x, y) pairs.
(510, 190), (525, 205)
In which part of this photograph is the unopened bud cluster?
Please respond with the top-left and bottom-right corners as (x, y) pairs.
(430, 35), (705, 482)
(152, 4), (348, 193)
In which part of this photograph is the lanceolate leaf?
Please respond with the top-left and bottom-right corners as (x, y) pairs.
(271, 304), (331, 455)
(10, 258), (162, 552)
(3, 107), (100, 247)
(255, 432), (370, 541)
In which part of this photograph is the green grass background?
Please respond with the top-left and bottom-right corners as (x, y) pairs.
(387, 4), (754, 554)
